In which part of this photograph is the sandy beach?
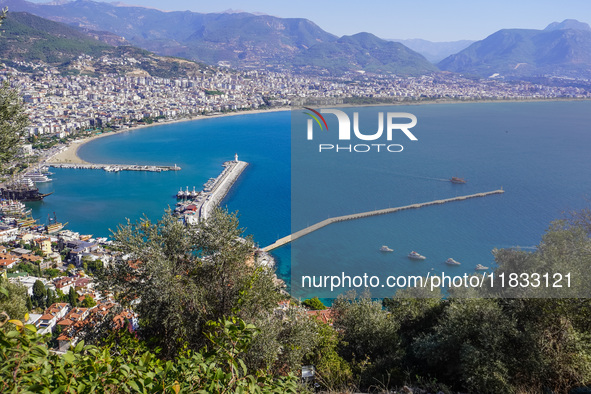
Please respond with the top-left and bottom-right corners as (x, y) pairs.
(45, 107), (291, 165)
(44, 97), (589, 165)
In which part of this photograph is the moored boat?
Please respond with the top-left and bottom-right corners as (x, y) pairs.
(475, 264), (489, 271)
(0, 185), (53, 201)
(23, 171), (52, 183)
(380, 245), (394, 252)
(445, 258), (461, 266)
(0, 200), (31, 217)
(46, 212), (67, 234)
(408, 251), (426, 260)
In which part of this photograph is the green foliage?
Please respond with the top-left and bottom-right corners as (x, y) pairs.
(32, 279), (47, 310)
(0, 317), (298, 393)
(44, 268), (62, 278)
(304, 321), (352, 391)
(101, 208), (282, 358)
(9, 261), (38, 276)
(46, 289), (57, 309)
(412, 298), (516, 393)
(332, 291), (402, 387)
(83, 258), (103, 276)
(0, 12), (112, 65)
(0, 13), (205, 78)
(205, 90), (225, 96)
(245, 307), (319, 375)
(81, 295), (97, 308)
(302, 296), (326, 310)
(0, 278), (28, 328)
(0, 79), (28, 174)
(68, 286), (78, 308)
(485, 218), (591, 298)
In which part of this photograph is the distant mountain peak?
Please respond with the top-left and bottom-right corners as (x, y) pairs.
(439, 22), (591, 79)
(544, 19), (591, 31)
(41, 0), (72, 5)
(0, 0), (435, 75)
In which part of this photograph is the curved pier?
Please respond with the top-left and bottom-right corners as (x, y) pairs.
(262, 189), (505, 251)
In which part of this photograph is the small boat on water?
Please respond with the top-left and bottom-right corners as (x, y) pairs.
(380, 245), (394, 252)
(450, 176), (466, 184)
(445, 258), (461, 266)
(408, 251), (426, 260)
(475, 264), (489, 271)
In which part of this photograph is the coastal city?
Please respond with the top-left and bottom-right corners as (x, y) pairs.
(3, 0), (591, 389)
(0, 165), (283, 355)
(1, 54), (591, 355)
(1, 57), (589, 137)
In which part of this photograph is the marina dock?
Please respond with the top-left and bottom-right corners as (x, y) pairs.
(176, 155), (248, 224)
(48, 163), (181, 172)
(262, 189), (505, 251)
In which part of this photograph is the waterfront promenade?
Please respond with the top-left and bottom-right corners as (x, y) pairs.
(262, 189), (505, 251)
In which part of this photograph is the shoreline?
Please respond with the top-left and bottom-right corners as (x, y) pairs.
(45, 107), (291, 165)
(44, 97), (589, 165)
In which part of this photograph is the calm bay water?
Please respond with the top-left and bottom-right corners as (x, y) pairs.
(27, 102), (591, 294)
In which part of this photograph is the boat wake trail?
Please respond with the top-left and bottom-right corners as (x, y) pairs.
(389, 172), (449, 182)
(344, 164), (449, 182)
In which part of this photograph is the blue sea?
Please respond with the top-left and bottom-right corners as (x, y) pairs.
(26, 102), (591, 298)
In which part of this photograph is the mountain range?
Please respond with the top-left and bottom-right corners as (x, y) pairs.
(389, 39), (474, 63)
(438, 20), (591, 78)
(0, 0), (436, 75)
(1, 0), (591, 79)
(0, 11), (208, 78)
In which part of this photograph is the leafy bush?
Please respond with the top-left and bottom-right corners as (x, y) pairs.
(0, 317), (298, 393)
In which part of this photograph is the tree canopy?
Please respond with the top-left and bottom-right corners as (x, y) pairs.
(100, 208), (283, 358)
(0, 10), (28, 175)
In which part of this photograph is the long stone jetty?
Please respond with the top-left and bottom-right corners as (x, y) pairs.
(199, 159), (249, 221)
(262, 189), (505, 251)
(176, 155), (248, 224)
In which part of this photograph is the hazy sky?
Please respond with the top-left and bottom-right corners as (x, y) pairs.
(33, 0), (591, 41)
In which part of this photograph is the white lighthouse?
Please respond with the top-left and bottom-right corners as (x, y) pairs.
(234, 153), (238, 162)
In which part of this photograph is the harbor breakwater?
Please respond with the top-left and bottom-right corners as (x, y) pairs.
(49, 163), (181, 172)
(263, 189), (505, 251)
(200, 160), (249, 221)
(175, 157), (249, 224)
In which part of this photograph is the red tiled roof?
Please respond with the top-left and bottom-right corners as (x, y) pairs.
(21, 254), (42, 262)
(0, 259), (16, 267)
(307, 309), (334, 325)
